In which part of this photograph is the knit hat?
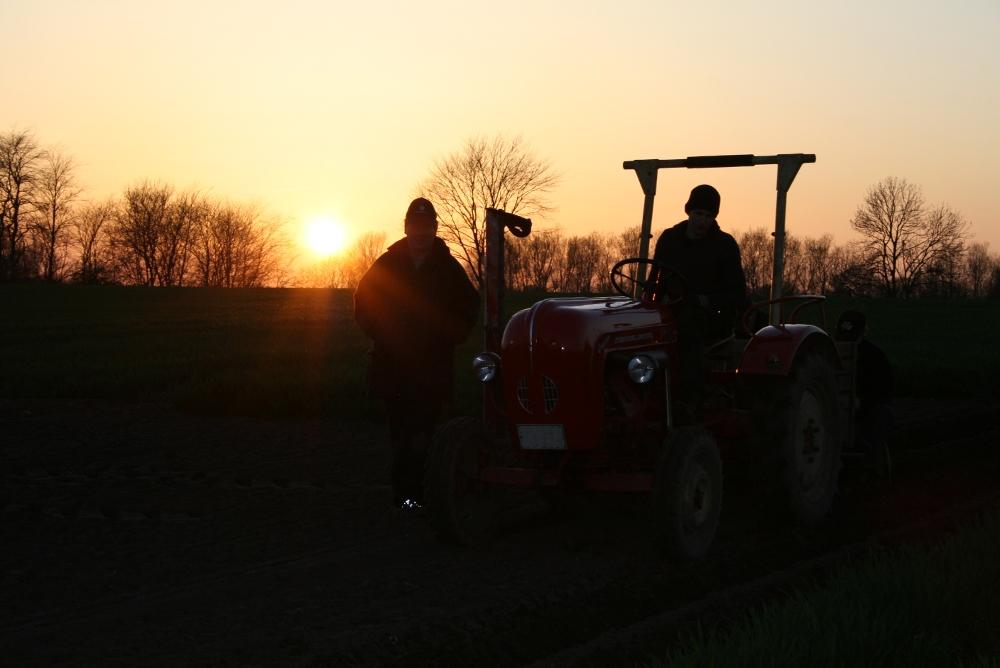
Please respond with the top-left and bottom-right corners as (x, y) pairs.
(684, 185), (721, 217)
(405, 197), (437, 223)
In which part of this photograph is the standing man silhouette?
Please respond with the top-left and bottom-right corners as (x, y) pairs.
(836, 309), (894, 477)
(354, 198), (480, 510)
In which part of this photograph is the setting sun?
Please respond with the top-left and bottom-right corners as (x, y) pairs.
(305, 217), (349, 257)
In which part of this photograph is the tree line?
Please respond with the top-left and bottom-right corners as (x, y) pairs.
(1, 129), (289, 287)
(310, 217), (1000, 301)
(6, 127), (999, 298)
(496, 223), (998, 300)
(411, 136), (1000, 300)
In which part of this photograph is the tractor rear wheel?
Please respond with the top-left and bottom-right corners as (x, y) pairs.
(771, 351), (842, 525)
(424, 416), (500, 545)
(653, 427), (723, 561)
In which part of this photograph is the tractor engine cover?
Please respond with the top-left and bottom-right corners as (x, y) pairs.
(501, 297), (675, 451)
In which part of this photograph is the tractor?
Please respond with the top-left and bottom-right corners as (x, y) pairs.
(425, 153), (860, 560)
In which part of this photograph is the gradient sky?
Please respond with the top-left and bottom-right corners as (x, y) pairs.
(3, 0), (998, 260)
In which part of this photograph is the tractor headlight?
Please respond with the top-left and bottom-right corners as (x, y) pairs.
(627, 354), (657, 384)
(472, 352), (500, 383)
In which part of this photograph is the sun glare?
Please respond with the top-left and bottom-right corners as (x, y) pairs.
(305, 217), (349, 257)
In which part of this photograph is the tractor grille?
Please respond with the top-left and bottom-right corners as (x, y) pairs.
(516, 377), (531, 413)
(542, 376), (558, 414)
(516, 376), (559, 415)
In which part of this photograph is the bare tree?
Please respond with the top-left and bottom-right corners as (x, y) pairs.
(419, 135), (559, 289)
(802, 235), (834, 294)
(32, 149), (82, 281)
(612, 225), (644, 260)
(190, 201), (286, 287)
(830, 244), (878, 296)
(989, 263), (1000, 300)
(964, 241), (993, 298)
(736, 229), (839, 298)
(850, 177), (967, 297)
(851, 177), (924, 297)
(902, 204), (967, 297)
(300, 231), (388, 289)
(782, 234), (806, 294)
(243, 210), (289, 288)
(560, 233), (604, 293)
(338, 231), (386, 289)
(111, 182), (173, 286)
(515, 228), (563, 291)
(0, 129), (44, 280)
(737, 227), (772, 298)
(71, 199), (117, 283)
(159, 191), (205, 286)
(504, 232), (526, 290)
(590, 232), (615, 293)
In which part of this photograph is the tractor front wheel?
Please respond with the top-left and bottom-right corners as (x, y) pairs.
(424, 416), (500, 545)
(652, 427), (723, 561)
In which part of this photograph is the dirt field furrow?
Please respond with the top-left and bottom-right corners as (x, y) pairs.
(2, 399), (998, 666)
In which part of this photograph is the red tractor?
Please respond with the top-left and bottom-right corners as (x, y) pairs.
(426, 153), (857, 560)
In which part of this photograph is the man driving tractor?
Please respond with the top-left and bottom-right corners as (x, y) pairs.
(650, 184), (749, 412)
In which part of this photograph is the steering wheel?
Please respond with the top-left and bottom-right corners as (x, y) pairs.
(609, 258), (687, 306)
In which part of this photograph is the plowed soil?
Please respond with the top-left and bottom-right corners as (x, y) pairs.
(2, 398), (999, 667)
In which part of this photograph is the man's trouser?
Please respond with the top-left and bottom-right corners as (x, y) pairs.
(857, 402), (894, 476)
(384, 394), (442, 506)
(857, 402), (894, 450)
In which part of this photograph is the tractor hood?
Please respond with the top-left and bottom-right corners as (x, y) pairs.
(499, 297), (672, 450)
(502, 297), (665, 360)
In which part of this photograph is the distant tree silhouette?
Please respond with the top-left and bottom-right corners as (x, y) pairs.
(191, 202), (287, 288)
(851, 177), (922, 297)
(737, 228), (772, 298)
(508, 228), (562, 291)
(299, 231), (387, 289)
(502, 229), (529, 291)
(851, 177), (968, 298)
(31, 149), (81, 281)
(71, 199), (116, 284)
(827, 245), (870, 296)
(802, 235), (835, 294)
(964, 242), (993, 298)
(160, 191), (204, 286)
(0, 129), (44, 281)
(338, 231), (386, 289)
(904, 204), (967, 297)
(111, 182), (175, 286)
(559, 233), (605, 293)
(419, 135), (559, 289)
(988, 264), (1000, 300)
(612, 225), (643, 262)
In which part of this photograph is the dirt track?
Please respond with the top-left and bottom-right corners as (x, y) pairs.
(2, 398), (999, 667)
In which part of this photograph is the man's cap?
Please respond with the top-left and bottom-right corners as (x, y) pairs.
(685, 184), (721, 217)
(836, 309), (867, 341)
(405, 197), (437, 223)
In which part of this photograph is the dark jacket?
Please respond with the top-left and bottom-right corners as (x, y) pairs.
(857, 338), (893, 406)
(651, 220), (749, 330)
(354, 237), (480, 400)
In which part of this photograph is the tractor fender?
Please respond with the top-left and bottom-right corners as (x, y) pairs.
(737, 324), (837, 377)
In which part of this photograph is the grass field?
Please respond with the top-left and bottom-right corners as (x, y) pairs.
(1, 285), (377, 418)
(2, 285), (998, 419)
(647, 507), (1000, 668)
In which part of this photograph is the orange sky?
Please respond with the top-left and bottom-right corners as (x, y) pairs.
(2, 0), (998, 258)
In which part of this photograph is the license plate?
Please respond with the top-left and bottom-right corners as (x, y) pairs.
(517, 424), (566, 450)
